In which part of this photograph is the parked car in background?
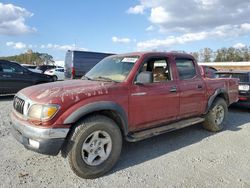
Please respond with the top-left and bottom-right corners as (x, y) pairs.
(36, 65), (58, 73)
(10, 52), (238, 179)
(0, 60), (54, 94)
(21, 64), (43, 73)
(64, 50), (114, 79)
(44, 68), (65, 81)
(216, 71), (250, 105)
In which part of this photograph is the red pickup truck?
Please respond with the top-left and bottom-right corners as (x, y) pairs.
(11, 52), (238, 179)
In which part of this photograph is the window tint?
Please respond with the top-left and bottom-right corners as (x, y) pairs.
(1, 63), (25, 74)
(176, 59), (196, 80)
(86, 56), (138, 82)
(140, 58), (171, 83)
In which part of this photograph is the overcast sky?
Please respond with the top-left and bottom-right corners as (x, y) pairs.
(0, 0), (250, 60)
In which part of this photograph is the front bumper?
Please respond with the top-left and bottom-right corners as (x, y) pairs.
(10, 112), (69, 155)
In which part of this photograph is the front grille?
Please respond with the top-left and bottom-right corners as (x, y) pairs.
(13, 96), (25, 115)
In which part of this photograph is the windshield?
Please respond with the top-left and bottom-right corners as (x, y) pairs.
(85, 55), (139, 82)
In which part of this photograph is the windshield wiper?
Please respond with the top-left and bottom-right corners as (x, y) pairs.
(93, 76), (118, 83)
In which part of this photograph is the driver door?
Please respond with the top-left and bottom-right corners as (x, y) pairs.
(129, 57), (179, 131)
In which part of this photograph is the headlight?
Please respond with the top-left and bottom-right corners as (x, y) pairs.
(239, 85), (250, 91)
(28, 104), (60, 121)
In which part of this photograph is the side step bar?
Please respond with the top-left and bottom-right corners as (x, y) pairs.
(126, 117), (205, 142)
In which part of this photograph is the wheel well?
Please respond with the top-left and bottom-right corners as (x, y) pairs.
(216, 93), (229, 105)
(71, 110), (126, 137)
(61, 110), (126, 158)
(205, 91), (230, 114)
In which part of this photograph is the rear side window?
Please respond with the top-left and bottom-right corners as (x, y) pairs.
(176, 59), (196, 80)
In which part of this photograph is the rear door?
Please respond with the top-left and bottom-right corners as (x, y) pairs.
(129, 56), (179, 131)
(175, 58), (206, 119)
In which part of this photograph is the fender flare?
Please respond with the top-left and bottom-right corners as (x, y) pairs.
(63, 101), (129, 135)
(205, 88), (229, 114)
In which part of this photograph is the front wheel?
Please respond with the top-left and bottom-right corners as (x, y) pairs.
(53, 75), (58, 81)
(202, 98), (228, 132)
(65, 115), (122, 179)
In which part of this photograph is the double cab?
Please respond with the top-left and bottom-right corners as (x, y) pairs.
(11, 52), (238, 179)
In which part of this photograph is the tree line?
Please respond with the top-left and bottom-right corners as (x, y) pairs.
(190, 46), (250, 62)
(0, 50), (54, 65)
(1, 46), (250, 64)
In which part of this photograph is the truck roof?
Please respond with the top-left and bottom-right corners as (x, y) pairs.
(67, 50), (115, 56)
(111, 51), (195, 59)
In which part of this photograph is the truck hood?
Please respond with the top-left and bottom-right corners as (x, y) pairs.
(19, 80), (114, 103)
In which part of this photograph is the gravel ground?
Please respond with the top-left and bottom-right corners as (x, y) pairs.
(0, 96), (250, 188)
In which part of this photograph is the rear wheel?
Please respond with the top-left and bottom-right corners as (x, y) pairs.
(202, 98), (228, 132)
(65, 115), (122, 179)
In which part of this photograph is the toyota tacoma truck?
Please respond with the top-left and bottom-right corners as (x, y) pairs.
(11, 52), (238, 179)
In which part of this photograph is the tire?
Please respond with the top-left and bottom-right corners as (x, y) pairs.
(202, 98), (228, 132)
(53, 75), (58, 81)
(65, 115), (122, 179)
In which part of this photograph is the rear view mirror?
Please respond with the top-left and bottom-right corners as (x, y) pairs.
(135, 71), (153, 85)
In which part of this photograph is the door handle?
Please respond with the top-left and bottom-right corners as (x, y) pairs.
(170, 86), (177, 92)
(197, 85), (203, 89)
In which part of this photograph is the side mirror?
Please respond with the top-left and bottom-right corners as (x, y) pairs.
(135, 71), (153, 85)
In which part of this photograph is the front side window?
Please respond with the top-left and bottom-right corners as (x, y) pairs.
(176, 59), (196, 80)
(139, 58), (171, 83)
(1, 64), (25, 74)
(85, 56), (138, 82)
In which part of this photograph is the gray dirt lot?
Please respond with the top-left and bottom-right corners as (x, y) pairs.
(0, 96), (250, 188)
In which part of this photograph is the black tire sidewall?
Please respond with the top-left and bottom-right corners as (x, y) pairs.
(203, 98), (228, 131)
(212, 98), (228, 126)
(69, 116), (122, 178)
(53, 75), (58, 81)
